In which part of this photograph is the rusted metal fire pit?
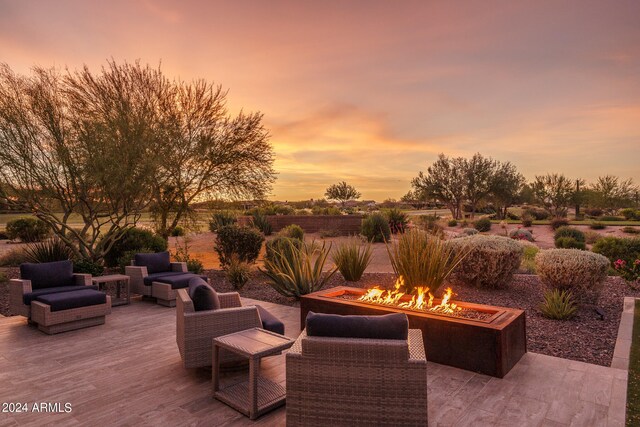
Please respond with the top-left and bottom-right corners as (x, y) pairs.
(300, 286), (526, 378)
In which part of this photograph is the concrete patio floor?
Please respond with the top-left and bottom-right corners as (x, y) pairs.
(0, 296), (629, 426)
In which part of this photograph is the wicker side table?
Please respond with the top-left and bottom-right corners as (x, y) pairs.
(92, 274), (131, 306)
(212, 328), (294, 420)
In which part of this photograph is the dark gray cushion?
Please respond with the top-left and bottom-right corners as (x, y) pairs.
(305, 312), (409, 340)
(20, 260), (75, 290)
(151, 273), (208, 289)
(256, 305), (285, 335)
(142, 272), (185, 286)
(35, 289), (106, 312)
(134, 251), (170, 274)
(188, 277), (220, 311)
(23, 285), (99, 305)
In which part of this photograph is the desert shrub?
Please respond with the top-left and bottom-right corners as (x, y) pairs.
(460, 228), (479, 237)
(622, 226), (640, 235)
(332, 237), (372, 282)
(540, 289), (577, 320)
(589, 221), (606, 230)
(0, 231), (9, 240)
(584, 208), (603, 217)
(23, 238), (73, 263)
(0, 247), (30, 266)
(225, 255), (251, 289)
(361, 213), (391, 243)
(474, 218), (492, 232)
(555, 237), (586, 250)
(208, 210), (237, 232)
(620, 208), (640, 221)
(6, 217), (50, 242)
(171, 226), (186, 237)
(104, 228), (167, 268)
(521, 213), (534, 227)
(535, 249), (609, 303)
(250, 212), (272, 236)
(554, 226), (585, 244)
(446, 235), (523, 289)
(550, 218), (569, 230)
(319, 229), (341, 238)
(311, 206), (342, 215)
(506, 211), (520, 220)
(448, 219), (458, 227)
(214, 225), (264, 267)
(523, 208), (550, 220)
(509, 228), (534, 242)
(245, 204), (294, 216)
(118, 248), (151, 273)
(261, 239), (336, 298)
(172, 238), (204, 274)
(73, 259), (105, 276)
(584, 230), (603, 245)
(279, 224), (304, 241)
(519, 242), (539, 274)
(600, 215), (624, 221)
(592, 237), (640, 268)
(384, 208), (409, 234)
(294, 209), (310, 215)
(265, 236), (303, 262)
(387, 229), (466, 294)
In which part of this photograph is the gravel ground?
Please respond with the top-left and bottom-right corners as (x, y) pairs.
(2, 266), (637, 367)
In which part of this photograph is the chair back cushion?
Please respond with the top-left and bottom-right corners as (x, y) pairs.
(20, 260), (75, 290)
(188, 277), (220, 311)
(306, 311), (409, 340)
(134, 251), (170, 274)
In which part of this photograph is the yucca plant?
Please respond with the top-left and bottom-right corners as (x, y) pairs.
(386, 228), (468, 294)
(332, 237), (372, 282)
(24, 238), (74, 263)
(540, 289), (578, 320)
(260, 239), (337, 299)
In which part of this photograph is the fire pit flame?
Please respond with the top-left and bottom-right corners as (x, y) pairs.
(358, 276), (462, 315)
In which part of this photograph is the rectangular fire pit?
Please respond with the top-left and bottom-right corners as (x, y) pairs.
(300, 286), (526, 378)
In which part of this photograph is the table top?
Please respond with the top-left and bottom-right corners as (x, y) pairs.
(213, 328), (294, 358)
(91, 274), (130, 283)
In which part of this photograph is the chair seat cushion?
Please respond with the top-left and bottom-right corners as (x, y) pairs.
(35, 289), (107, 312)
(20, 260), (75, 290)
(151, 273), (208, 289)
(135, 251), (171, 274)
(256, 305), (285, 335)
(142, 272), (185, 286)
(306, 311), (409, 340)
(23, 285), (99, 305)
(188, 277), (220, 311)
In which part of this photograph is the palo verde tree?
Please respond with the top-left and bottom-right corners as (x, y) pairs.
(324, 181), (361, 207)
(531, 173), (575, 218)
(0, 61), (161, 262)
(411, 154), (467, 219)
(588, 175), (637, 214)
(489, 161), (525, 219)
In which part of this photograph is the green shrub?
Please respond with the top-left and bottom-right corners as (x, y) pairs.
(73, 258), (105, 276)
(0, 231), (9, 240)
(555, 237), (586, 250)
(104, 228), (168, 268)
(584, 230), (603, 245)
(208, 210), (237, 232)
(592, 237), (640, 268)
(0, 271), (7, 282)
(585, 208), (603, 217)
(535, 249), (609, 303)
(448, 219), (458, 227)
(23, 238), (73, 263)
(265, 236), (303, 262)
(319, 229), (341, 238)
(460, 228), (479, 236)
(261, 240), (337, 299)
(554, 226), (585, 244)
(474, 218), (492, 232)
(600, 215), (624, 221)
(521, 213), (534, 227)
(621, 208), (640, 221)
(245, 204), (295, 216)
(214, 225), (264, 267)
(523, 208), (550, 220)
(509, 228), (534, 242)
(6, 217), (50, 242)
(384, 208), (409, 234)
(519, 242), (539, 274)
(540, 289), (578, 320)
(0, 247), (30, 267)
(117, 248), (152, 273)
(172, 238), (204, 274)
(251, 212), (272, 236)
(361, 213), (391, 243)
(311, 206), (342, 215)
(332, 237), (372, 282)
(279, 224), (304, 241)
(623, 227), (640, 235)
(225, 255), (251, 289)
(171, 226), (186, 237)
(550, 218), (569, 230)
(506, 211), (520, 220)
(446, 235), (523, 289)
(589, 221), (605, 230)
(387, 229), (466, 294)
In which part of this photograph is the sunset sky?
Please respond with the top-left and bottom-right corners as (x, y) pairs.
(1, 0), (639, 201)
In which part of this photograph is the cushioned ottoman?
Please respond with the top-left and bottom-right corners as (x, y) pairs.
(30, 289), (112, 335)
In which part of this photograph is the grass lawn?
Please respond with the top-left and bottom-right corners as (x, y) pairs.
(627, 299), (640, 426)
(490, 219), (640, 226)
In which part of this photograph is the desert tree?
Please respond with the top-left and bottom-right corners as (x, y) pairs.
(411, 154), (466, 219)
(531, 173), (575, 218)
(0, 61), (162, 262)
(150, 79), (275, 238)
(464, 153), (497, 218)
(324, 181), (361, 206)
(489, 161), (525, 219)
(400, 189), (430, 210)
(588, 175), (637, 214)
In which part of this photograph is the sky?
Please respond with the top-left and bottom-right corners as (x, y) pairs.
(1, 0), (639, 201)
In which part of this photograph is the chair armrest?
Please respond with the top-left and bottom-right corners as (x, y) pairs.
(73, 274), (92, 286)
(170, 262), (187, 272)
(125, 265), (148, 277)
(218, 292), (242, 308)
(9, 278), (31, 294)
(183, 306), (262, 335)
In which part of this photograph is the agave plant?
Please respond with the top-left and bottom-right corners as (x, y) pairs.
(260, 239), (337, 299)
(540, 289), (577, 320)
(386, 228), (468, 294)
(332, 237), (372, 282)
(24, 238), (74, 263)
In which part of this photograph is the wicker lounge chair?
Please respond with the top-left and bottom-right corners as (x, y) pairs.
(286, 314), (428, 426)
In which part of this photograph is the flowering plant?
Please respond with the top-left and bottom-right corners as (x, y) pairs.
(614, 258), (640, 284)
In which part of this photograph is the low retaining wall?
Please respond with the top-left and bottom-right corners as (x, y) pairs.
(237, 215), (363, 235)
